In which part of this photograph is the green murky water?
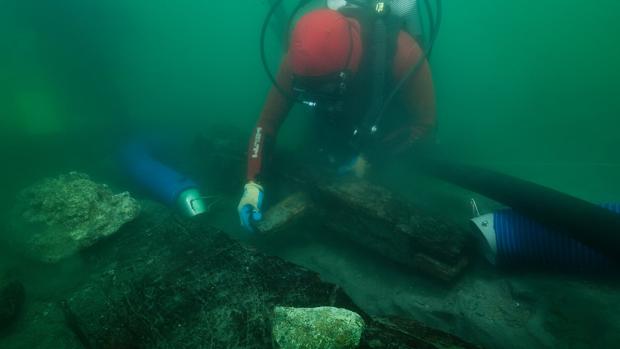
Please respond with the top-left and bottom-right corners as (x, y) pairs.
(0, 1), (619, 348)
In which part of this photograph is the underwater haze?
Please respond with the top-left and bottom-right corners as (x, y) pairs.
(433, 0), (620, 203)
(0, 0), (618, 201)
(0, 0), (619, 348)
(1, 0), (619, 201)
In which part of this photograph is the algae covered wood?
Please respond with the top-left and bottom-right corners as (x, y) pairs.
(317, 179), (472, 281)
(256, 192), (314, 234)
(258, 178), (472, 282)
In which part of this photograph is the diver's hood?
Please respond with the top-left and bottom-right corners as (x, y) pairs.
(326, 0), (418, 19)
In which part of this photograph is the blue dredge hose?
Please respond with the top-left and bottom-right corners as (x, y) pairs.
(473, 204), (620, 269)
(122, 142), (197, 207)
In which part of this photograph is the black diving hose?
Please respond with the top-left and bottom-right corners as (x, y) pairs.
(413, 152), (620, 264)
(260, 0), (295, 100)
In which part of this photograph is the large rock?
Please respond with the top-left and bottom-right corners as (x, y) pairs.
(273, 306), (365, 349)
(9, 172), (140, 262)
(55, 203), (478, 349)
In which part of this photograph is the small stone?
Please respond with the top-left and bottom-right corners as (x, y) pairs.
(273, 306), (365, 349)
(0, 281), (25, 330)
(257, 192), (313, 234)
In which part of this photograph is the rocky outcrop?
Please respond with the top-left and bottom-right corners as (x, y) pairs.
(56, 202), (477, 349)
(9, 172), (140, 262)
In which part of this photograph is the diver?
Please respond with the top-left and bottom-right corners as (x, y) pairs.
(238, 1), (437, 231)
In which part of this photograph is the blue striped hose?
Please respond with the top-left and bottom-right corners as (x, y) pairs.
(121, 142), (197, 206)
(493, 203), (619, 269)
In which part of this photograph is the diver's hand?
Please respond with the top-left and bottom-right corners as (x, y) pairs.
(237, 181), (264, 232)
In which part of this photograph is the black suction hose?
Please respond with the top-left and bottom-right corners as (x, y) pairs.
(423, 0), (442, 58)
(286, 0), (314, 50)
(260, 0), (294, 100)
(423, 0), (435, 54)
(413, 152), (620, 263)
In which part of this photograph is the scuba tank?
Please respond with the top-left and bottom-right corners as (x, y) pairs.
(327, 0), (424, 43)
(327, 0), (419, 26)
(325, 0), (426, 151)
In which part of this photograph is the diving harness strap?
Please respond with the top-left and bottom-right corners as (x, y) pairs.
(345, 1), (394, 150)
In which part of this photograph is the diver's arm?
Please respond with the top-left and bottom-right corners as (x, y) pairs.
(246, 56), (294, 182)
(391, 31), (437, 145)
